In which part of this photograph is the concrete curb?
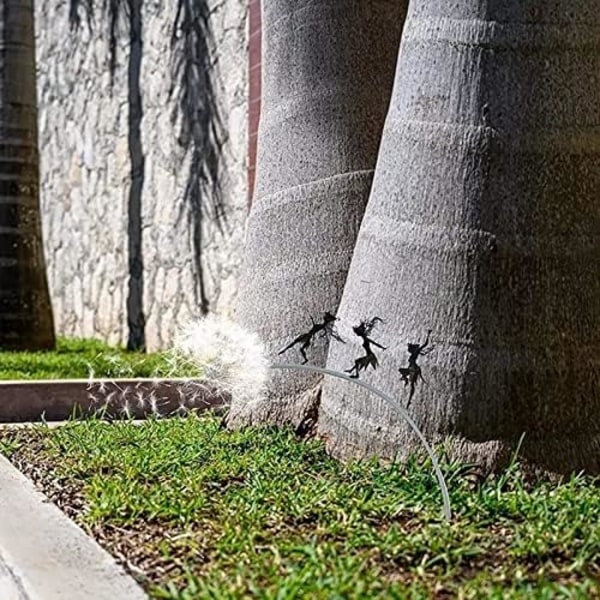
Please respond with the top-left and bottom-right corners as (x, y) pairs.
(0, 378), (229, 422)
(0, 454), (148, 600)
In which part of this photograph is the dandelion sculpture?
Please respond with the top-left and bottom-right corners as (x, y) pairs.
(170, 315), (451, 521)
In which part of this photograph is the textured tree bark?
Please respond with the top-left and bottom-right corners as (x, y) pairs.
(320, 0), (600, 475)
(228, 0), (407, 430)
(0, 0), (55, 350)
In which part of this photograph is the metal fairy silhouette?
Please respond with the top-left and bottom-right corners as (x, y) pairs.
(278, 312), (344, 364)
(398, 329), (434, 407)
(345, 317), (386, 379)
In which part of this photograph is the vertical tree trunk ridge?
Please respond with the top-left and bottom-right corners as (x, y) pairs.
(228, 0), (408, 430)
(320, 1), (600, 475)
(0, 0), (55, 350)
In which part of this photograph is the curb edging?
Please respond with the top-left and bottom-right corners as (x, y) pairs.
(0, 378), (229, 422)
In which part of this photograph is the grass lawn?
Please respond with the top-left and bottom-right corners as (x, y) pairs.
(0, 416), (598, 599)
(0, 337), (191, 380)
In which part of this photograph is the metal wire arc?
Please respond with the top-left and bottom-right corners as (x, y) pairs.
(270, 363), (452, 521)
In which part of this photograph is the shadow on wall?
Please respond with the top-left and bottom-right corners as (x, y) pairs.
(68, 0), (227, 348)
(170, 0), (228, 316)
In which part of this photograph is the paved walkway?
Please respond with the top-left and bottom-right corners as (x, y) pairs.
(0, 454), (147, 600)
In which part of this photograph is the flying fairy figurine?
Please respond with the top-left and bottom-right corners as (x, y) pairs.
(398, 329), (434, 407)
(345, 317), (386, 379)
(278, 311), (344, 364)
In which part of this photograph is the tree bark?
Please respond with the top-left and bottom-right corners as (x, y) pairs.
(0, 0), (55, 350)
(320, 0), (600, 475)
(228, 0), (407, 431)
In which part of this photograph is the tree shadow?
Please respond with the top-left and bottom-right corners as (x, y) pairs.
(169, 0), (228, 315)
(69, 0), (145, 351)
(68, 0), (227, 340)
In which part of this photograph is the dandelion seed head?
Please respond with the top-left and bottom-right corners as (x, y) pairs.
(171, 315), (269, 404)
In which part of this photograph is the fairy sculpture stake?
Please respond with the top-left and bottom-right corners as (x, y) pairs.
(278, 312), (344, 364)
(345, 317), (386, 379)
(398, 329), (434, 407)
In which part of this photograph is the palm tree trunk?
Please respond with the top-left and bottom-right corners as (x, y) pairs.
(227, 0), (407, 431)
(0, 0), (55, 350)
(320, 0), (600, 475)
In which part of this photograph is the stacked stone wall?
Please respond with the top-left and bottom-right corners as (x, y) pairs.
(36, 0), (248, 349)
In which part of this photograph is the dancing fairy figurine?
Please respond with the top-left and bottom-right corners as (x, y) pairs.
(278, 312), (344, 364)
(398, 329), (434, 407)
(345, 317), (386, 379)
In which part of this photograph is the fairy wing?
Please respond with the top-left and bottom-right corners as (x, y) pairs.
(364, 316), (384, 336)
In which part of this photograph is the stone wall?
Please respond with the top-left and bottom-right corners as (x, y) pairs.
(35, 0), (248, 350)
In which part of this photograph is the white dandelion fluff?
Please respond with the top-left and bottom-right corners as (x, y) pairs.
(171, 315), (269, 404)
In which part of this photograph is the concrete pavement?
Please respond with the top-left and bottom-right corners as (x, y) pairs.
(0, 454), (147, 600)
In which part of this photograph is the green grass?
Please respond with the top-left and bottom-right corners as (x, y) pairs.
(0, 337), (193, 380)
(1, 417), (598, 599)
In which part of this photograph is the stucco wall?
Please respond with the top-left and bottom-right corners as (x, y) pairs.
(36, 0), (248, 350)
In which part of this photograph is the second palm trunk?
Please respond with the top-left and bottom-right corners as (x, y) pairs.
(228, 0), (407, 430)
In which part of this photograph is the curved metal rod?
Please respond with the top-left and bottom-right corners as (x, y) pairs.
(270, 363), (452, 521)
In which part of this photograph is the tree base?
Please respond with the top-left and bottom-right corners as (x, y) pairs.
(225, 383), (322, 439)
(318, 402), (600, 477)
